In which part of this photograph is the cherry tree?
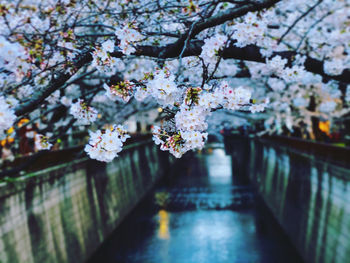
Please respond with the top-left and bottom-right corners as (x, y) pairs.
(0, 0), (349, 165)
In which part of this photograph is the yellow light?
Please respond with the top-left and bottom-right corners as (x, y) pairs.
(157, 107), (163, 113)
(157, 209), (170, 240)
(0, 137), (14, 147)
(7, 127), (14, 134)
(319, 120), (330, 136)
(17, 118), (29, 128)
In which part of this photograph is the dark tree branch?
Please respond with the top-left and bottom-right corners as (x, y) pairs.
(278, 0), (323, 44)
(221, 43), (350, 83)
(14, 0), (280, 116)
(113, 40), (350, 83)
(160, 0), (281, 58)
(14, 52), (93, 116)
(13, 0), (349, 118)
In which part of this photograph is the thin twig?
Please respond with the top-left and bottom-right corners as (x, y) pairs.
(278, 0), (323, 44)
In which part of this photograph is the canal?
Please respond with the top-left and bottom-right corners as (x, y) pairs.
(88, 145), (304, 263)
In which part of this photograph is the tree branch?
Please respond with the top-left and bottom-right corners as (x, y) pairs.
(112, 41), (350, 83)
(221, 43), (350, 83)
(160, 0), (281, 58)
(14, 52), (93, 116)
(278, 0), (323, 44)
(13, 0), (348, 118)
(14, 0), (281, 116)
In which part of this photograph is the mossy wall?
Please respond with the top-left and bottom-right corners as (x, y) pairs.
(0, 141), (170, 263)
(228, 136), (350, 263)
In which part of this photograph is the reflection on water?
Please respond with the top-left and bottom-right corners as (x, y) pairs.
(89, 146), (303, 263)
(206, 148), (232, 187)
(157, 210), (170, 240)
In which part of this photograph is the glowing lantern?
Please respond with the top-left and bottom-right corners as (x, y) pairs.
(319, 120), (330, 136)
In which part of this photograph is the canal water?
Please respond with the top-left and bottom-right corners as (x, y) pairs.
(89, 146), (303, 263)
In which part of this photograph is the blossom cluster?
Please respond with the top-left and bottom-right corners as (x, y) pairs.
(0, 36), (29, 82)
(152, 126), (208, 158)
(104, 81), (134, 102)
(250, 99), (270, 113)
(115, 24), (143, 55)
(35, 134), (53, 151)
(229, 12), (276, 56)
(84, 125), (130, 162)
(263, 78), (348, 135)
(219, 83), (252, 110)
(148, 78), (267, 157)
(175, 105), (209, 132)
(134, 68), (181, 107)
(2, 0), (349, 163)
(70, 99), (98, 125)
(324, 59), (347, 76)
(0, 96), (16, 138)
(200, 34), (228, 65)
(92, 40), (122, 73)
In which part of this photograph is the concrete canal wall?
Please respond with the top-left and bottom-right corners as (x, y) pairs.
(0, 140), (171, 263)
(227, 135), (350, 263)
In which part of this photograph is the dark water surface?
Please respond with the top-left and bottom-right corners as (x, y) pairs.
(89, 147), (303, 263)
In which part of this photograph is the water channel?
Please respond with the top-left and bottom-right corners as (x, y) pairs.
(89, 145), (304, 263)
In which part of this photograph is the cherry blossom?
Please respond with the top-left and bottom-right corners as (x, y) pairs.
(0, 96), (16, 138)
(0, 0), (349, 165)
(85, 125), (130, 162)
(35, 134), (53, 151)
(70, 100), (98, 125)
